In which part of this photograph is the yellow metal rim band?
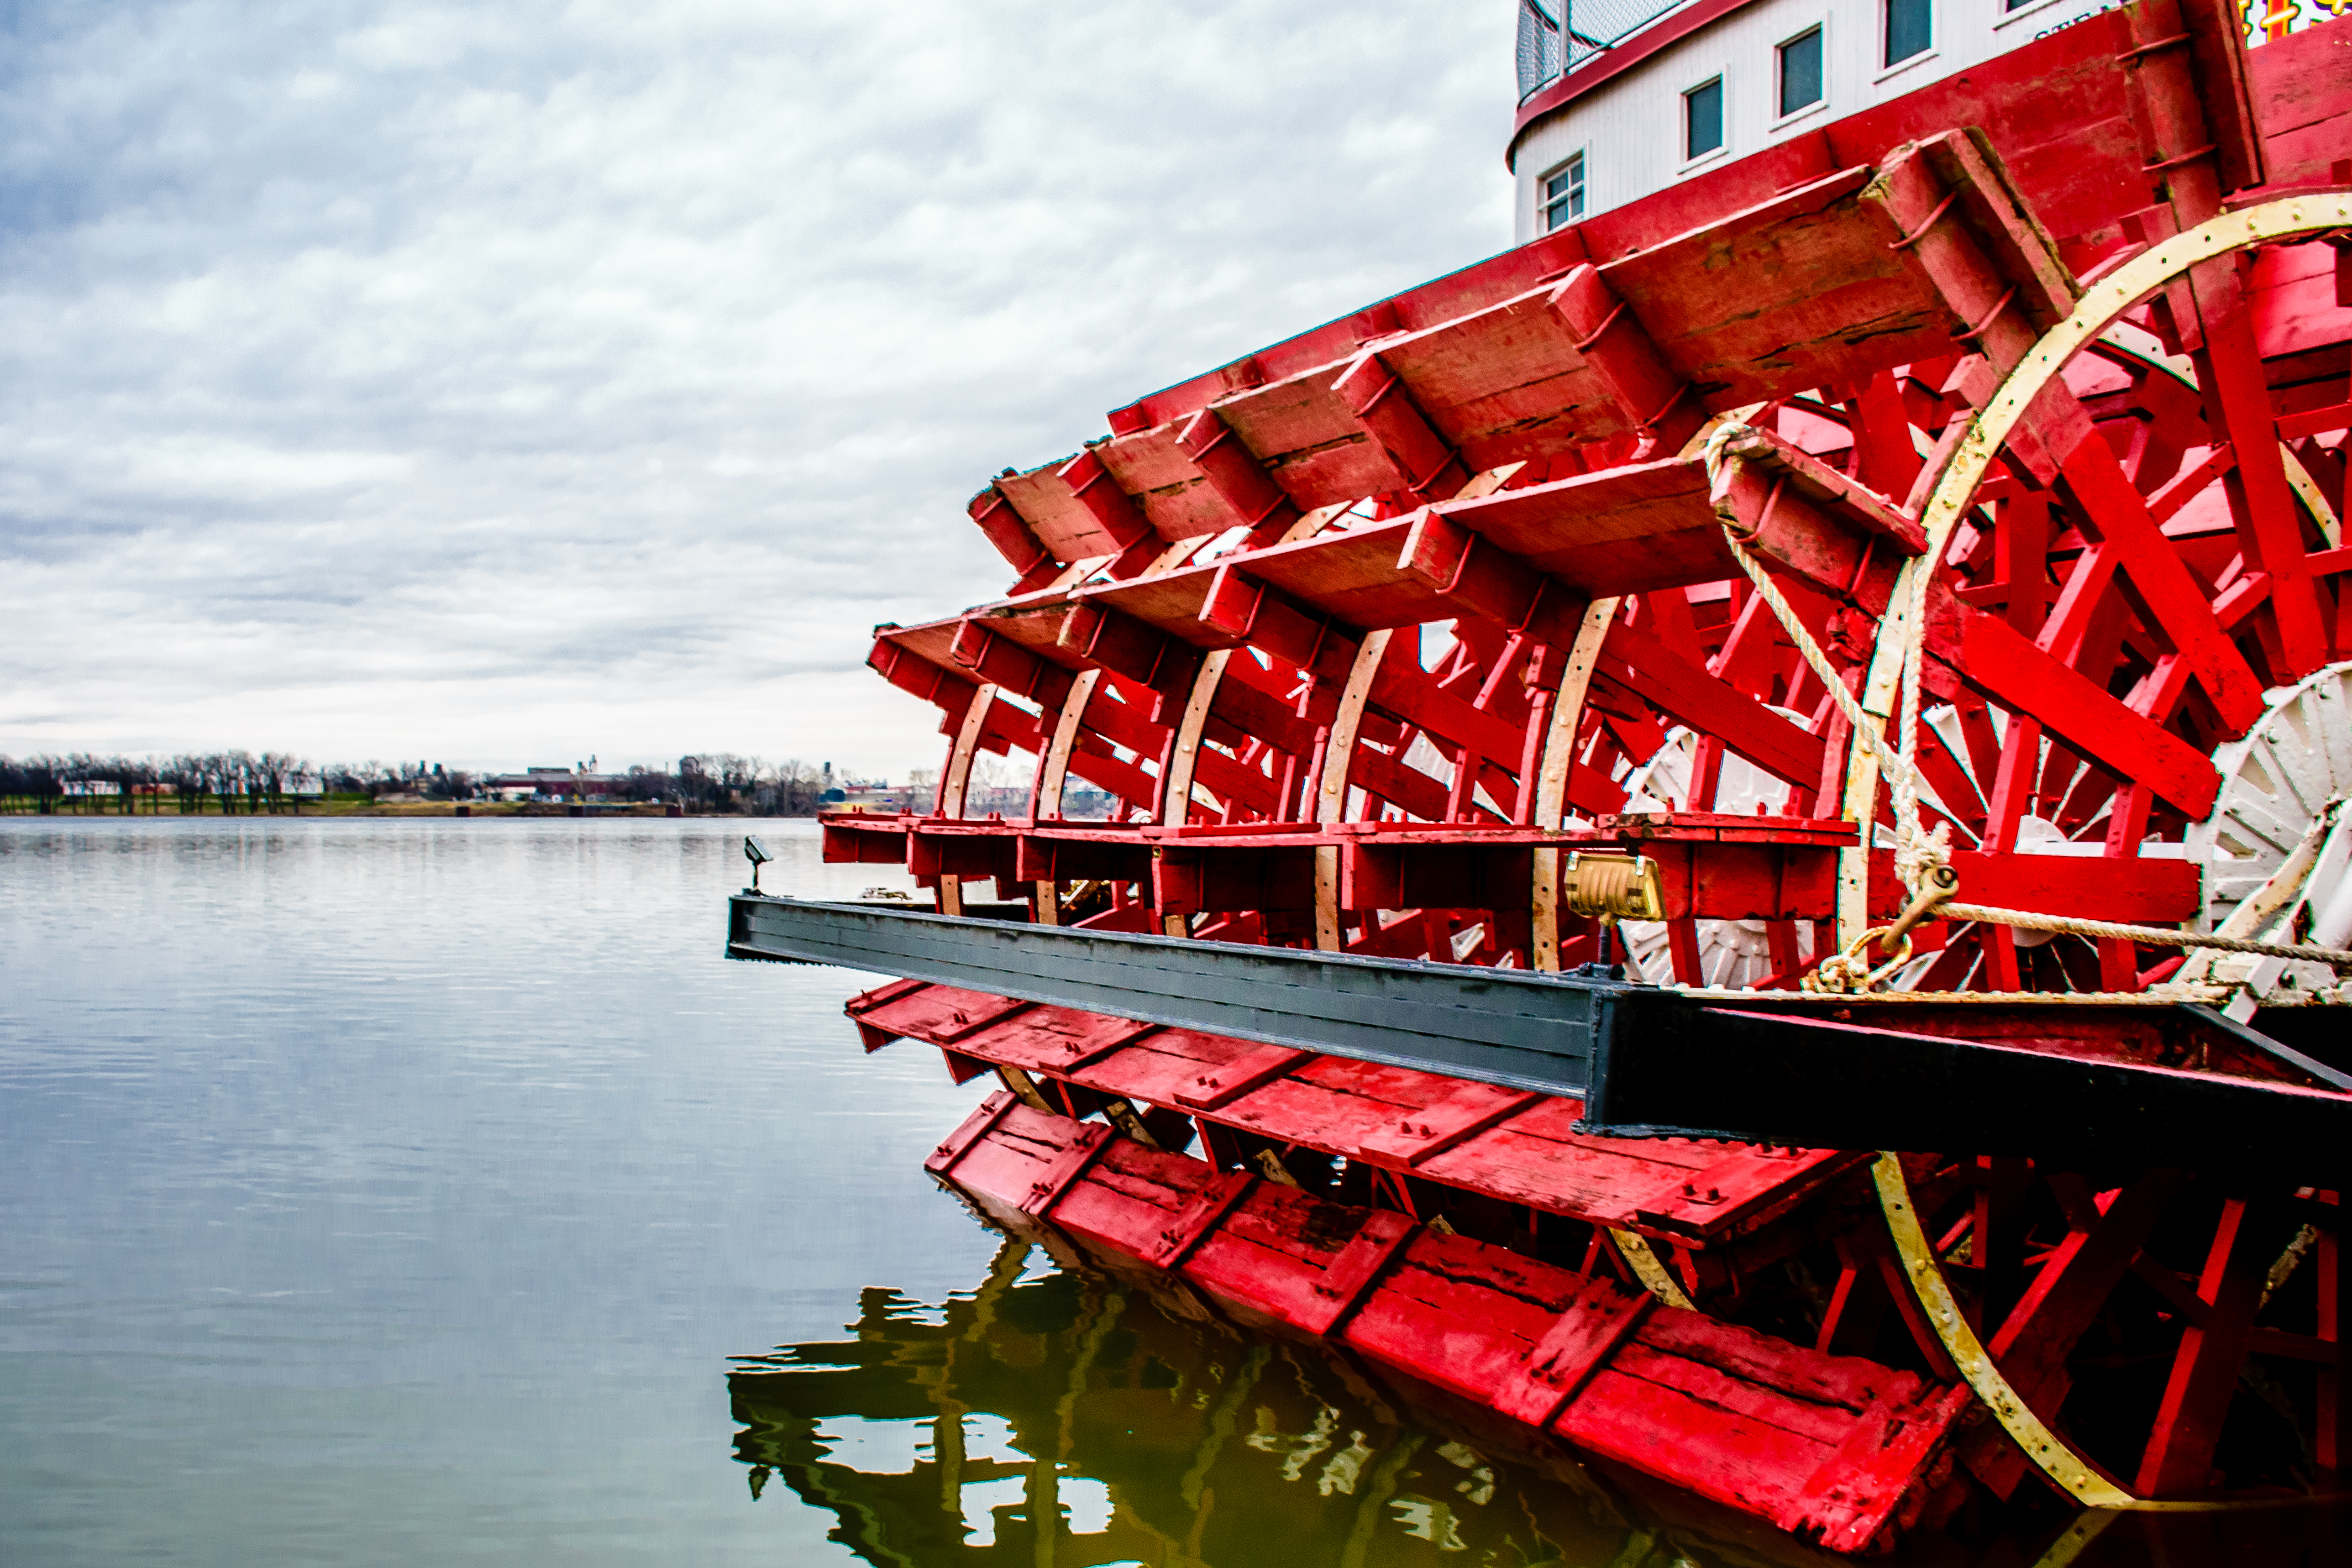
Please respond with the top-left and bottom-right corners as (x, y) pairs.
(1916, 194), (2352, 572)
(1874, 1154), (2136, 1506)
(1874, 1154), (2352, 1512)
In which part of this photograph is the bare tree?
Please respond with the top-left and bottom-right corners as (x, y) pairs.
(256, 751), (303, 813)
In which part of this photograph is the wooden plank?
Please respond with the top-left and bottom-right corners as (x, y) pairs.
(2054, 428), (2267, 730)
(940, 1108), (1969, 1549)
(950, 1007), (1162, 1075)
(1352, 1080), (1543, 1170)
(1144, 1168), (1257, 1269)
(1549, 264), (1706, 450)
(2190, 266), (2333, 676)
(1014, 1120), (1117, 1217)
(1347, 1234), (1569, 1403)
(1557, 1363), (1830, 1519)
(1490, 1276), (1654, 1427)
(1786, 1383), (1974, 1553)
(1374, 281), (1628, 471)
(1293, 1209), (1418, 1336)
(1631, 1147), (1871, 1241)
(1597, 166), (1948, 409)
(2137, 1197), (2274, 1494)
(1633, 1305), (1900, 1413)
(1422, 454), (1732, 598)
(844, 975), (928, 1014)
(1171, 1042), (1317, 1111)
(1211, 1071), (1432, 1156)
(1606, 1338), (1858, 1447)
(922, 1089), (1018, 1176)
(1600, 621), (1825, 791)
(853, 986), (1034, 1048)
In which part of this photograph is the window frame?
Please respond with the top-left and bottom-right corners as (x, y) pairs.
(1681, 74), (1727, 166)
(1880, 0), (1933, 71)
(1991, 0), (2068, 28)
(1774, 23), (1827, 123)
(1540, 151), (1587, 231)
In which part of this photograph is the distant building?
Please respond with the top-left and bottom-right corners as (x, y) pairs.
(483, 766), (624, 802)
(819, 786), (910, 816)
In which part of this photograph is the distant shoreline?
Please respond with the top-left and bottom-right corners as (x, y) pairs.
(0, 798), (819, 820)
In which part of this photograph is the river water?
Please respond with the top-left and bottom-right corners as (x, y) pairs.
(0, 818), (2342, 1566)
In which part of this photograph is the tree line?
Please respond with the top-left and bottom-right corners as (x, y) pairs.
(0, 751), (875, 815)
(1, 751), (324, 813)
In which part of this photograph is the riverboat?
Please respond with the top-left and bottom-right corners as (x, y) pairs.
(730, 2), (2352, 1548)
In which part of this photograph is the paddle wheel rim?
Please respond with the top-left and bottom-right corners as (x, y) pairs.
(1873, 1154), (2347, 1508)
(1912, 195), (2352, 562)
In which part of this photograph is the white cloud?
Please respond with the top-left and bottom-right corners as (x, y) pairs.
(0, 0), (1514, 774)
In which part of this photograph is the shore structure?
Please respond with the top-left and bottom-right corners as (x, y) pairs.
(731, 5), (2352, 1551)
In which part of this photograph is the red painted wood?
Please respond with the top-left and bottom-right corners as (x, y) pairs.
(1014, 1120), (1116, 1217)
(942, 1107), (1969, 1547)
(1171, 1042), (1316, 1112)
(877, 986), (1853, 1248)
(1789, 1383), (1974, 1552)
(923, 1090), (1018, 1176)
(844, 975), (928, 1015)
(1948, 606), (2222, 819)
(1490, 1276), (1653, 1427)
(2054, 429), (2267, 730)
(1293, 1209), (1418, 1336)
(1601, 621), (1824, 791)
(1631, 1147), (1870, 1241)
(1353, 1081), (1543, 1170)
(937, 1007), (1161, 1075)
(1144, 1168), (1256, 1268)
(2192, 274), (2334, 676)
(852, 986), (1034, 1049)
(2137, 1197), (2275, 1494)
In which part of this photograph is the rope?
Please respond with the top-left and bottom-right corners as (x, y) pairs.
(1696, 421), (2352, 994)
(1678, 985), (2234, 1004)
(1936, 902), (2352, 967)
(1702, 423), (1951, 897)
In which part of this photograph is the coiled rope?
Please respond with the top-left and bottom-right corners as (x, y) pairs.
(1696, 421), (2352, 992)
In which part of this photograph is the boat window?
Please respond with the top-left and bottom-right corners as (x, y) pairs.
(1684, 78), (1724, 160)
(1543, 153), (1586, 230)
(1885, 0), (1931, 66)
(1779, 27), (1824, 117)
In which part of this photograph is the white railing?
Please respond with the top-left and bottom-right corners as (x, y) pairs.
(1518, 0), (1688, 102)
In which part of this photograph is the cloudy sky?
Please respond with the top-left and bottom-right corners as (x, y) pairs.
(0, 1), (1516, 778)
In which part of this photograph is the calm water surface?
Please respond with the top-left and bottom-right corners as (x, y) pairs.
(2, 818), (2343, 1566)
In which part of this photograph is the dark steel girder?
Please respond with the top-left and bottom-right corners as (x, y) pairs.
(730, 892), (1636, 1097)
(726, 894), (2352, 1183)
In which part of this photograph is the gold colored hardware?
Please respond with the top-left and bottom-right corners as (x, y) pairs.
(1881, 864), (1959, 953)
(1560, 852), (1664, 924)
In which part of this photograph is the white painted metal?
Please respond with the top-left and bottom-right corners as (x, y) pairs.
(2186, 661), (2352, 933)
(2218, 806), (2352, 1017)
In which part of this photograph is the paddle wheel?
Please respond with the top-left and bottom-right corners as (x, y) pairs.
(731, 4), (2352, 1551)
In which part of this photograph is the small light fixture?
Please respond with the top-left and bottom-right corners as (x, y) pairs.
(743, 834), (773, 893)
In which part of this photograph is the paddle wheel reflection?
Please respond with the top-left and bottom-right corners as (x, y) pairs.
(725, 1230), (2351, 1568)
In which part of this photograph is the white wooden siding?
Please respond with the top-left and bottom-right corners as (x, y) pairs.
(1511, 0), (2124, 242)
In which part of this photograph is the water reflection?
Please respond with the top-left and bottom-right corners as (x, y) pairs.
(730, 1232), (2352, 1568)
(731, 1235), (1597, 1566)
